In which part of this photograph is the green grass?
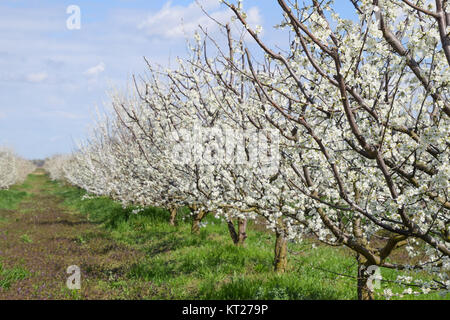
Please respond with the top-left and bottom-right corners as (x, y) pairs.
(0, 261), (30, 290)
(20, 234), (33, 244)
(0, 188), (29, 210)
(42, 178), (450, 300)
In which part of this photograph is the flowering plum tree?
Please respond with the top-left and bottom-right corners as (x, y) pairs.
(219, 0), (449, 299)
(0, 147), (35, 189)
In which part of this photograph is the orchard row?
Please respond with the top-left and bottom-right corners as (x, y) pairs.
(0, 148), (35, 189)
(44, 1), (449, 299)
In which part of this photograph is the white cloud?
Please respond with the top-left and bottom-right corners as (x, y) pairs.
(26, 72), (48, 83)
(138, 0), (262, 39)
(84, 62), (105, 76)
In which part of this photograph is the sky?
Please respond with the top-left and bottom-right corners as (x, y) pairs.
(0, 0), (355, 159)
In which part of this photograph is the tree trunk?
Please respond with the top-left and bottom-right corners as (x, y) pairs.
(357, 259), (375, 300)
(237, 218), (247, 246)
(169, 207), (177, 226)
(191, 210), (207, 234)
(227, 218), (248, 246)
(227, 219), (239, 244)
(274, 230), (287, 273)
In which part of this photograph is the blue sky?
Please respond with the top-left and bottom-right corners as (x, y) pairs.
(0, 0), (354, 159)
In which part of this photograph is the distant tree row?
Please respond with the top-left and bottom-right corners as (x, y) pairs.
(0, 147), (36, 189)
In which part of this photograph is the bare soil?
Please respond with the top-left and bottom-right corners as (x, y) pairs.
(0, 172), (148, 299)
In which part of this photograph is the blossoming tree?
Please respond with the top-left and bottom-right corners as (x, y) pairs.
(0, 147), (35, 189)
(219, 0), (449, 299)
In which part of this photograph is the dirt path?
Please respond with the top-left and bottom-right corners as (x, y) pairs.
(0, 171), (145, 299)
